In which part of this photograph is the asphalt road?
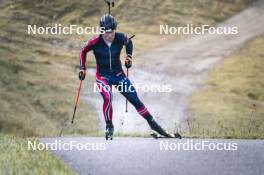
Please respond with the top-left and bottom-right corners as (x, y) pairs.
(41, 137), (264, 175)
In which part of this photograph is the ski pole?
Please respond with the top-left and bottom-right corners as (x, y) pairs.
(59, 79), (83, 136)
(124, 35), (135, 113)
(71, 80), (83, 124)
(104, 0), (115, 14)
(125, 68), (129, 112)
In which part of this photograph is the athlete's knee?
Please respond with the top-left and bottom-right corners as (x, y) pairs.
(101, 92), (112, 103)
(104, 94), (111, 102)
(130, 98), (144, 109)
(137, 105), (151, 117)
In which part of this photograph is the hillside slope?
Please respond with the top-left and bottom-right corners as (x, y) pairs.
(191, 36), (264, 138)
(0, 0), (253, 136)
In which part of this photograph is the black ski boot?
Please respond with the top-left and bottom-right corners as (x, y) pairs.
(147, 118), (173, 137)
(105, 123), (114, 140)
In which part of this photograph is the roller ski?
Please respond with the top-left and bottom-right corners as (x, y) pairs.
(150, 132), (182, 139)
(147, 118), (182, 139)
(105, 123), (114, 140)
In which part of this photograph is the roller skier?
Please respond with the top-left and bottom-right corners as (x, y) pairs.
(79, 15), (177, 140)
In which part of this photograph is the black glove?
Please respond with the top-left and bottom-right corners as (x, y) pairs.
(125, 57), (132, 69)
(79, 69), (86, 80)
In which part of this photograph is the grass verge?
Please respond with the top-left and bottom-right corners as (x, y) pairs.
(190, 36), (264, 139)
(0, 134), (77, 175)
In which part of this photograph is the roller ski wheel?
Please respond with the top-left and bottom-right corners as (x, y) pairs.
(151, 132), (182, 139)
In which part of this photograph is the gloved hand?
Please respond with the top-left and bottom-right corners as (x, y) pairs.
(79, 69), (86, 80)
(125, 56), (132, 69)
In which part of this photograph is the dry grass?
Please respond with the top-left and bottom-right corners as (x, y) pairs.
(0, 0), (254, 136)
(190, 36), (264, 139)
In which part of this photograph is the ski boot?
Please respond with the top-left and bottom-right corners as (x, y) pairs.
(147, 118), (174, 138)
(105, 123), (114, 140)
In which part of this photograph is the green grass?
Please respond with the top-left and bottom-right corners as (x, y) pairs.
(190, 36), (264, 139)
(0, 134), (77, 175)
(0, 0), (254, 137)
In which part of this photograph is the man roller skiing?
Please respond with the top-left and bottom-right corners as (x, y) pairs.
(79, 14), (172, 140)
